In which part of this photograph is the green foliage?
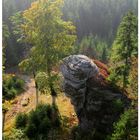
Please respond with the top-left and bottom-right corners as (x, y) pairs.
(75, 34), (109, 62)
(18, 46), (47, 106)
(3, 23), (10, 40)
(3, 0), (137, 67)
(3, 129), (29, 140)
(101, 47), (108, 63)
(21, 0), (76, 68)
(108, 109), (138, 140)
(2, 23), (10, 70)
(35, 71), (61, 95)
(15, 113), (28, 129)
(112, 99), (124, 113)
(109, 11), (138, 88)
(2, 104), (9, 113)
(63, 0), (137, 41)
(10, 11), (24, 43)
(19, 0), (76, 104)
(127, 57), (138, 99)
(3, 0), (36, 67)
(35, 72), (49, 94)
(3, 23), (10, 53)
(111, 11), (137, 61)
(25, 104), (61, 139)
(19, 46), (46, 75)
(3, 74), (25, 100)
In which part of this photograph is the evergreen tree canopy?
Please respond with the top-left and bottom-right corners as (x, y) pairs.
(109, 11), (138, 88)
(111, 11), (138, 62)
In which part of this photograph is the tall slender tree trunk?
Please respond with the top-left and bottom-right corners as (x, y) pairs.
(50, 84), (57, 106)
(33, 72), (39, 107)
(35, 81), (39, 107)
(2, 112), (6, 133)
(52, 95), (56, 105)
(46, 57), (57, 106)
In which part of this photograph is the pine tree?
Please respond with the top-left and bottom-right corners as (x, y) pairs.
(101, 47), (107, 63)
(110, 11), (137, 88)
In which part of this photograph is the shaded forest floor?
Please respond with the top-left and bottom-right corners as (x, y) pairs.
(4, 74), (78, 138)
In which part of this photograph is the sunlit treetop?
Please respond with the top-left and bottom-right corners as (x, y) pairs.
(21, 0), (76, 69)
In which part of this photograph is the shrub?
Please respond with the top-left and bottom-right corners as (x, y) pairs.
(109, 108), (138, 140)
(3, 74), (25, 100)
(3, 129), (28, 140)
(14, 78), (25, 90)
(25, 104), (61, 139)
(25, 123), (37, 138)
(4, 88), (17, 99)
(15, 113), (28, 128)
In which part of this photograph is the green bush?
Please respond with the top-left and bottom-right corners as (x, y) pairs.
(14, 78), (25, 89)
(3, 74), (25, 100)
(108, 108), (138, 140)
(15, 113), (28, 128)
(4, 87), (17, 99)
(3, 129), (28, 140)
(25, 104), (61, 139)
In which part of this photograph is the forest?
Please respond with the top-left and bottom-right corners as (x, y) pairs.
(2, 0), (138, 140)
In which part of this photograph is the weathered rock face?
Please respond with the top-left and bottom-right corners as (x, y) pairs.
(60, 55), (130, 137)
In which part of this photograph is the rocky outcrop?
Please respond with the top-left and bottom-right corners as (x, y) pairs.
(60, 55), (130, 137)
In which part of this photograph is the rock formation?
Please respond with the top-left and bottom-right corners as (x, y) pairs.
(60, 55), (130, 138)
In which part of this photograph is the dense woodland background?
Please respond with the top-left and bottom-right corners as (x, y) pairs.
(3, 0), (137, 67)
(2, 0), (138, 140)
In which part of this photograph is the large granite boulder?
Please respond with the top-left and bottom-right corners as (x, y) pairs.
(60, 55), (130, 137)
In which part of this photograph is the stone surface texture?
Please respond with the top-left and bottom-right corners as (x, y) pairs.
(60, 55), (130, 135)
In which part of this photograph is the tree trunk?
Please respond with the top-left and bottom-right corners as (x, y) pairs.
(46, 63), (57, 106)
(50, 84), (57, 106)
(35, 81), (39, 107)
(2, 112), (6, 133)
(33, 71), (39, 107)
(52, 95), (56, 106)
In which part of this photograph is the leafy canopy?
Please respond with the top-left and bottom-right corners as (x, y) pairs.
(21, 0), (76, 69)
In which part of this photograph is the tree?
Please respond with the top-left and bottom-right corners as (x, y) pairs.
(20, 0), (76, 106)
(2, 104), (9, 132)
(3, 0), (138, 67)
(2, 23), (10, 71)
(63, 0), (137, 41)
(101, 47), (108, 63)
(77, 34), (109, 61)
(109, 11), (137, 89)
(10, 12), (24, 42)
(3, 0), (36, 67)
(19, 46), (46, 106)
(109, 109), (138, 140)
